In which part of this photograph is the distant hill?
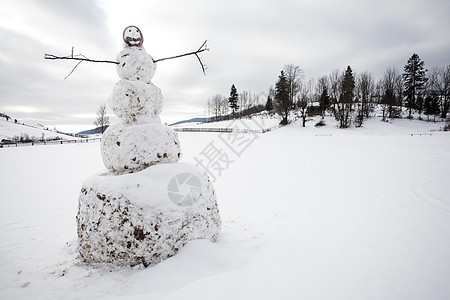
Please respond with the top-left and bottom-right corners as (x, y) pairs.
(77, 126), (109, 136)
(169, 117), (210, 126)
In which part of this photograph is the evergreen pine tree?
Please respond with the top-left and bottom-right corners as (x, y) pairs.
(425, 96), (441, 121)
(432, 96), (441, 119)
(228, 84), (239, 115)
(402, 53), (427, 118)
(265, 95), (274, 111)
(318, 88), (330, 118)
(382, 88), (395, 121)
(424, 96), (433, 120)
(274, 70), (291, 125)
(416, 95), (425, 118)
(337, 66), (355, 128)
(341, 66), (355, 104)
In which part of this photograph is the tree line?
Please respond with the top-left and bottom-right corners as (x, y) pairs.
(205, 53), (449, 128)
(205, 85), (266, 121)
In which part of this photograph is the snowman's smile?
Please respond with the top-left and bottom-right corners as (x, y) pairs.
(126, 36), (142, 45)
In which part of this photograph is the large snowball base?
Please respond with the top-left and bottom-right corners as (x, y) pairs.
(77, 163), (221, 267)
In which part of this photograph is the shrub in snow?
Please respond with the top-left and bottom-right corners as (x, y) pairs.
(443, 120), (450, 131)
(315, 120), (326, 127)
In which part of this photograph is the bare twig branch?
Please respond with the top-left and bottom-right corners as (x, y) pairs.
(153, 40), (209, 75)
(153, 40), (209, 62)
(195, 53), (208, 76)
(44, 40), (209, 78)
(44, 47), (119, 79)
(64, 61), (83, 80)
(44, 53), (119, 65)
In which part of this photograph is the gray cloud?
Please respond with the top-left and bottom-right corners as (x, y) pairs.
(1, 0), (449, 132)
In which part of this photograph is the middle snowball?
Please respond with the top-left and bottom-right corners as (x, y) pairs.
(101, 123), (182, 173)
(109, 80), (163, 124)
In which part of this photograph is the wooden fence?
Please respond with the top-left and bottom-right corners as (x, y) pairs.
(173, 125), (280, 134)
(0, 138), (102, 148)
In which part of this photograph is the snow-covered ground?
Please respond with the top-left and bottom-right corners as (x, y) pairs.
(1, 116), (449, 299)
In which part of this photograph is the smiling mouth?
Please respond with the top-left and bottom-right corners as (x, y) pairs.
(126, 37), (142, 45)
(126, 37), (141, 42)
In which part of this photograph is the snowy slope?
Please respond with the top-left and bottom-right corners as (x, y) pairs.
(1, 117), (449, 299)
(0, 118), (76, 141)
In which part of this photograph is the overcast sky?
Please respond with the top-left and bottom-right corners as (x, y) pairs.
(1, 0), (449, 132)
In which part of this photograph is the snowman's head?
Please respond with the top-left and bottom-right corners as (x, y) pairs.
(123, 25), (143, 47)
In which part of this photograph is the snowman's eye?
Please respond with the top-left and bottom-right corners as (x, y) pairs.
(129, 29), (131, 32)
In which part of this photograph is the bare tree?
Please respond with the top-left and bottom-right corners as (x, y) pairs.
(382, 68), (395, 121)
(329, 69), (342, 113)
(204, 97), (213, 117)
(316, 76), (329, 96)
(283, 64), (304, 109)
(94, 104), (110, 134)
(220, 96), (229, 118)
(356, 71), (375, 120)
(426, 66), (441, 119)
(378, 67), (401, 121)
(208, 94), (228, 121)
(375, 79), (383, 105)
(268, 86), (276, 102)
(266, 86), (276, 115)
(210, 95), (222, 121)
(297, 79), (313, 127)
(427, 66), (440, 94)
(238, 90), (250, 116)
(249, 91), (259, 109)
(440, 66), (450, 118)
(316, 76), (330, 118)
(394, 73), (404, 109)
(429, 65), (450, 118)
(385, 67), (402, 119)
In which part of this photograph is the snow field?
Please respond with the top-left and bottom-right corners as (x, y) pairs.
(209, 125), (450, 299)
(1, 117), (449, 299)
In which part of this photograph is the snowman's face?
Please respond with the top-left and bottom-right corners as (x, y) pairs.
(123, 26), (143, 47)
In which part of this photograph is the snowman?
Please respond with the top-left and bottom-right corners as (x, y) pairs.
(76, 26), (221, 268)
(101, 25), (181, 173)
